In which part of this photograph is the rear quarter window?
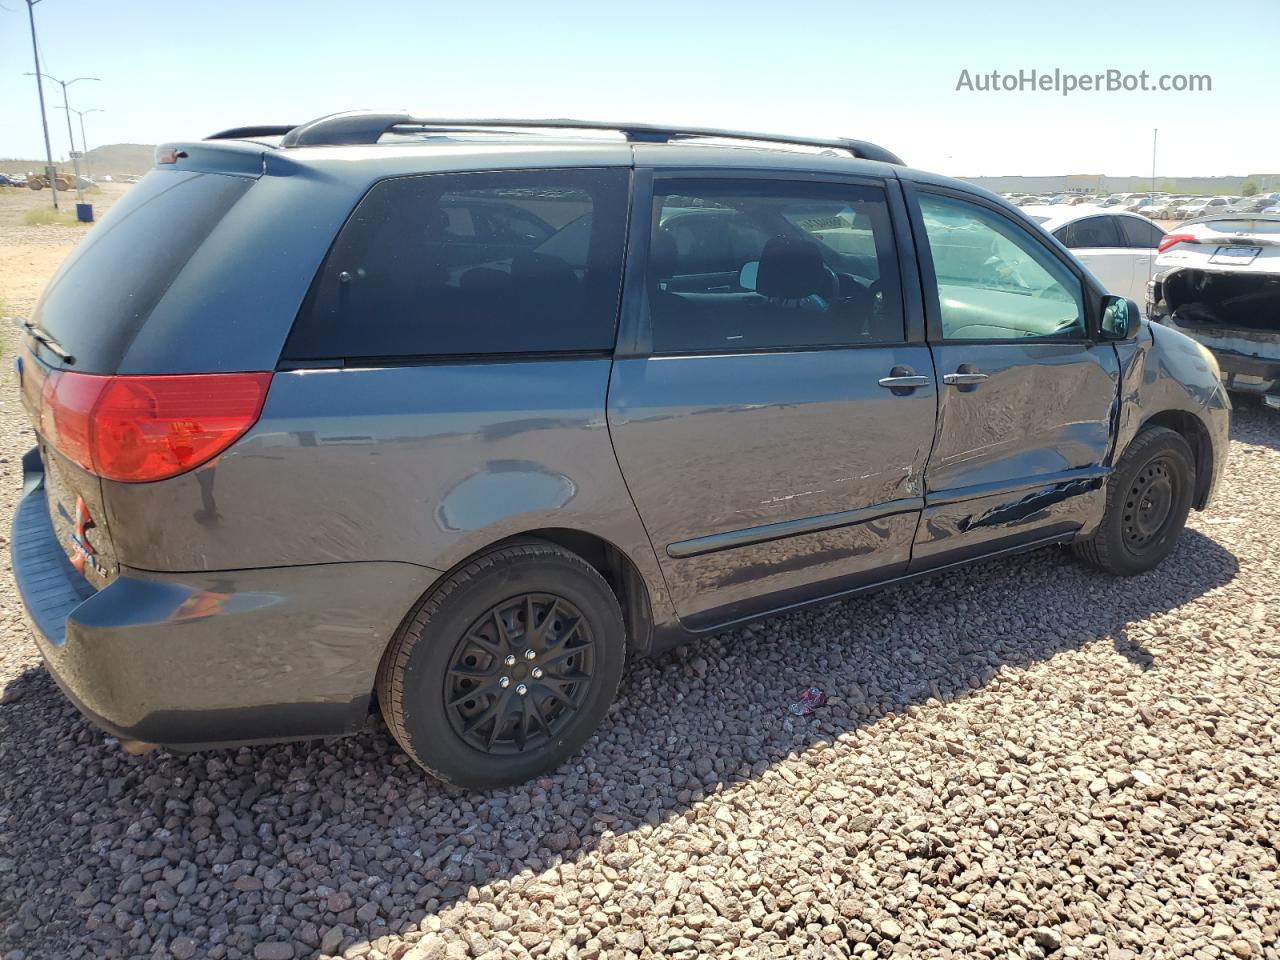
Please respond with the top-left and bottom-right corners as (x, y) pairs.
(30, 171), (253, 374)
(284, 168), (629, 361)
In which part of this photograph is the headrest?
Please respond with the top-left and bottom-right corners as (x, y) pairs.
(756, 236), (827, 300)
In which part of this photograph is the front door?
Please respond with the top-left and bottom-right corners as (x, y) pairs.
(607, 173), (938, 627)
(908, 187), (1121, 569)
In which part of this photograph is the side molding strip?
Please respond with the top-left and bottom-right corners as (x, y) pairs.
(925, 466), (1112, 508)
(666, 497), (925, 559)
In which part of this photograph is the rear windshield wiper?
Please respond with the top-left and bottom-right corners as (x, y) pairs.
(20, 319), (76, 365)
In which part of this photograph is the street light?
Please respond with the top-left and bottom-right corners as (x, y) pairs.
(56, 106), (104, 180)
(23, 0), (59, 209)
(24, 72), (100, 205)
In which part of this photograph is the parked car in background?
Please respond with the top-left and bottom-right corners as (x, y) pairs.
(1145, 196), (1193, 219)
(1149, 212), (1280, 409)
(1121, 197), (1158, 213)
(10, 112), (1230, 788)
(1174, 197), (1234, 220)
(1227, 197), (1276, 214)
(1024, 206), (1165, 308)
(0, 174), (17, 187)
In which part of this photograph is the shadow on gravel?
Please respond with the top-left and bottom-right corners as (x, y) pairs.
(0, 524), (1239, 958)
(1228, 396), (1280, 452)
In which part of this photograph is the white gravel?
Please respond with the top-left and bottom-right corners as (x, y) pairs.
(0, 364), (1277, 959)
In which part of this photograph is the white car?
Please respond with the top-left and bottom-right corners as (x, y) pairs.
(1173, 197), (1235, 221)
(1148, 213), (1280, 407)
(1022, 206), (1166, 308)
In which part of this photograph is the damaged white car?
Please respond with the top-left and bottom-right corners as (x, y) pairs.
(1148, 214), (1280, 410)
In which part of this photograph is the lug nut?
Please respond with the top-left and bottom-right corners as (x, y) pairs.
(515, 683), (528, 696)
(499, 676), (510, 689)
(503, 654), (516, 666)
(531, 667), (544, 679)
(523, 649), (537, 660)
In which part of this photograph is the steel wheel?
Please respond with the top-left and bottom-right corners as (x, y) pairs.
(444, 592), (595, 755)
(1122, 456), (1176, 553)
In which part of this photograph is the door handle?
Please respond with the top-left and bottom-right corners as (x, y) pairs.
(878, 375), (931, 389)
(878, 365), (931, 395)
(943, 363), (990, 389)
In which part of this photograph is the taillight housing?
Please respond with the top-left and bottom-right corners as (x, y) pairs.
(38, 370), (272, 483)
(1157, 233), (1196, 253)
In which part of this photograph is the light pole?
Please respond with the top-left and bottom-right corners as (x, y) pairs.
(24, 0), (59, 209)
(25, 72), (100, 205)
(57, 106), (104, 180)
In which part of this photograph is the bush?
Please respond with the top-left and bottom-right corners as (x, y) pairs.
(22, 207), (81, 227)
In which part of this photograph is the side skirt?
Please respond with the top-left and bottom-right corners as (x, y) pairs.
(647, 531), (1077, 654)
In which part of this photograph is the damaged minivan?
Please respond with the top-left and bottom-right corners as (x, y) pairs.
(1149, 213), (1280, 409)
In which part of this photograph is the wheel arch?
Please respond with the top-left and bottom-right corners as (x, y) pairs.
(1134, 409), (1214, 509)
(503, 528), (656, 655)
(398, 528), (658, 658)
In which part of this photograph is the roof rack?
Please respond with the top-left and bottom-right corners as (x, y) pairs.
(205, 124), (298, 141)
(232, 111), (902, 164)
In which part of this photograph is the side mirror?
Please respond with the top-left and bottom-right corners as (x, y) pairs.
(738, 261), (759, 291)
(1101, 295), (1141, 340)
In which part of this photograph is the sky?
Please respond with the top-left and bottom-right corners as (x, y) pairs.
(2, 0), (1277, 178)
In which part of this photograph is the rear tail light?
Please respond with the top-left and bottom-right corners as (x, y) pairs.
(38, 370), (272, 482)
(1157, 233), (1196, 253)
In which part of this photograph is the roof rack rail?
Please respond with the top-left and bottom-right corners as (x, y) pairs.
(268, 111), (904, 164)
(205, 125), (299, 141)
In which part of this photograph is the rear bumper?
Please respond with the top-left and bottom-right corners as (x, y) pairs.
(11, 449), (438, 748)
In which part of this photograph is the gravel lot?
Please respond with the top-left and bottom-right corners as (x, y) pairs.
(0, 190), (1278, 960)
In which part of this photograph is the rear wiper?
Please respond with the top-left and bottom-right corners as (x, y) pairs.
(21, 319), (75, 365)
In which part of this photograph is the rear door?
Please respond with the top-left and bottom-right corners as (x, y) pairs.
(607, 170), (938, 628)
(906, 185), (1119, 568)
(1114, 214), (1165, 304)
(1055, 215), (1133, 299)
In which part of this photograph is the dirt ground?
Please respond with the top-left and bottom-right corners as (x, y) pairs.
(0, 182), (131, 317)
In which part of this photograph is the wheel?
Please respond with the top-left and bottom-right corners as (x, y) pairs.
(1073, 425), (1195, 576)
(376, 541), (626, 788)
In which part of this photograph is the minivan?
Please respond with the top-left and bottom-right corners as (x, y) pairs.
(12, 112), (1230, 788)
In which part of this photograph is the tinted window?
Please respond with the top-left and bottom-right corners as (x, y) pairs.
(647, 180), (904, 353)
(919, 193), (1085, 341)
(31, 170), (252, 374)
(1117, 216), (1164, 249)
(1055, 216), (1122, 248)
(285, 169), (628, 360)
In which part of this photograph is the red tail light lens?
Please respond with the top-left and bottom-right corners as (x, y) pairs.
(39, 371), (272, 482)
(1157, 233), (1196, 253)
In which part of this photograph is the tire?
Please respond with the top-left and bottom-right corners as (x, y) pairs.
(376, 541), (626, 789)
(1073, 425), (1195, 576)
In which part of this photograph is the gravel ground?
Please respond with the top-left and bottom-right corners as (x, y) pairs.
(0, 213), (1277, 958)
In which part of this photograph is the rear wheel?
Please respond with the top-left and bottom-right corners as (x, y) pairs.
(376, 541), (625, 789)
(1073, 425), (1195, 576)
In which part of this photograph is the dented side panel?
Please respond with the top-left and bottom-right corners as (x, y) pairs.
(910, 341), (1119, 569)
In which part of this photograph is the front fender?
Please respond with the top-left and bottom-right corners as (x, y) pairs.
(1113, 320), (1230, 508)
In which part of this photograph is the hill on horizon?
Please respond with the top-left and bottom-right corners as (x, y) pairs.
(0, 143), (155, 178)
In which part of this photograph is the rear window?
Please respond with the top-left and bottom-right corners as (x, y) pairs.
(1055, 216), (1121, 248)
(31, 171), (253, 374)
(284, 168), (629, 361)
(1118, 216), (1164, 248)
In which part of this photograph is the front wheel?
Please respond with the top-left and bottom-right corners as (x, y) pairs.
(376, 541), (626, 789)
(1073, 425), (1195, 576)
